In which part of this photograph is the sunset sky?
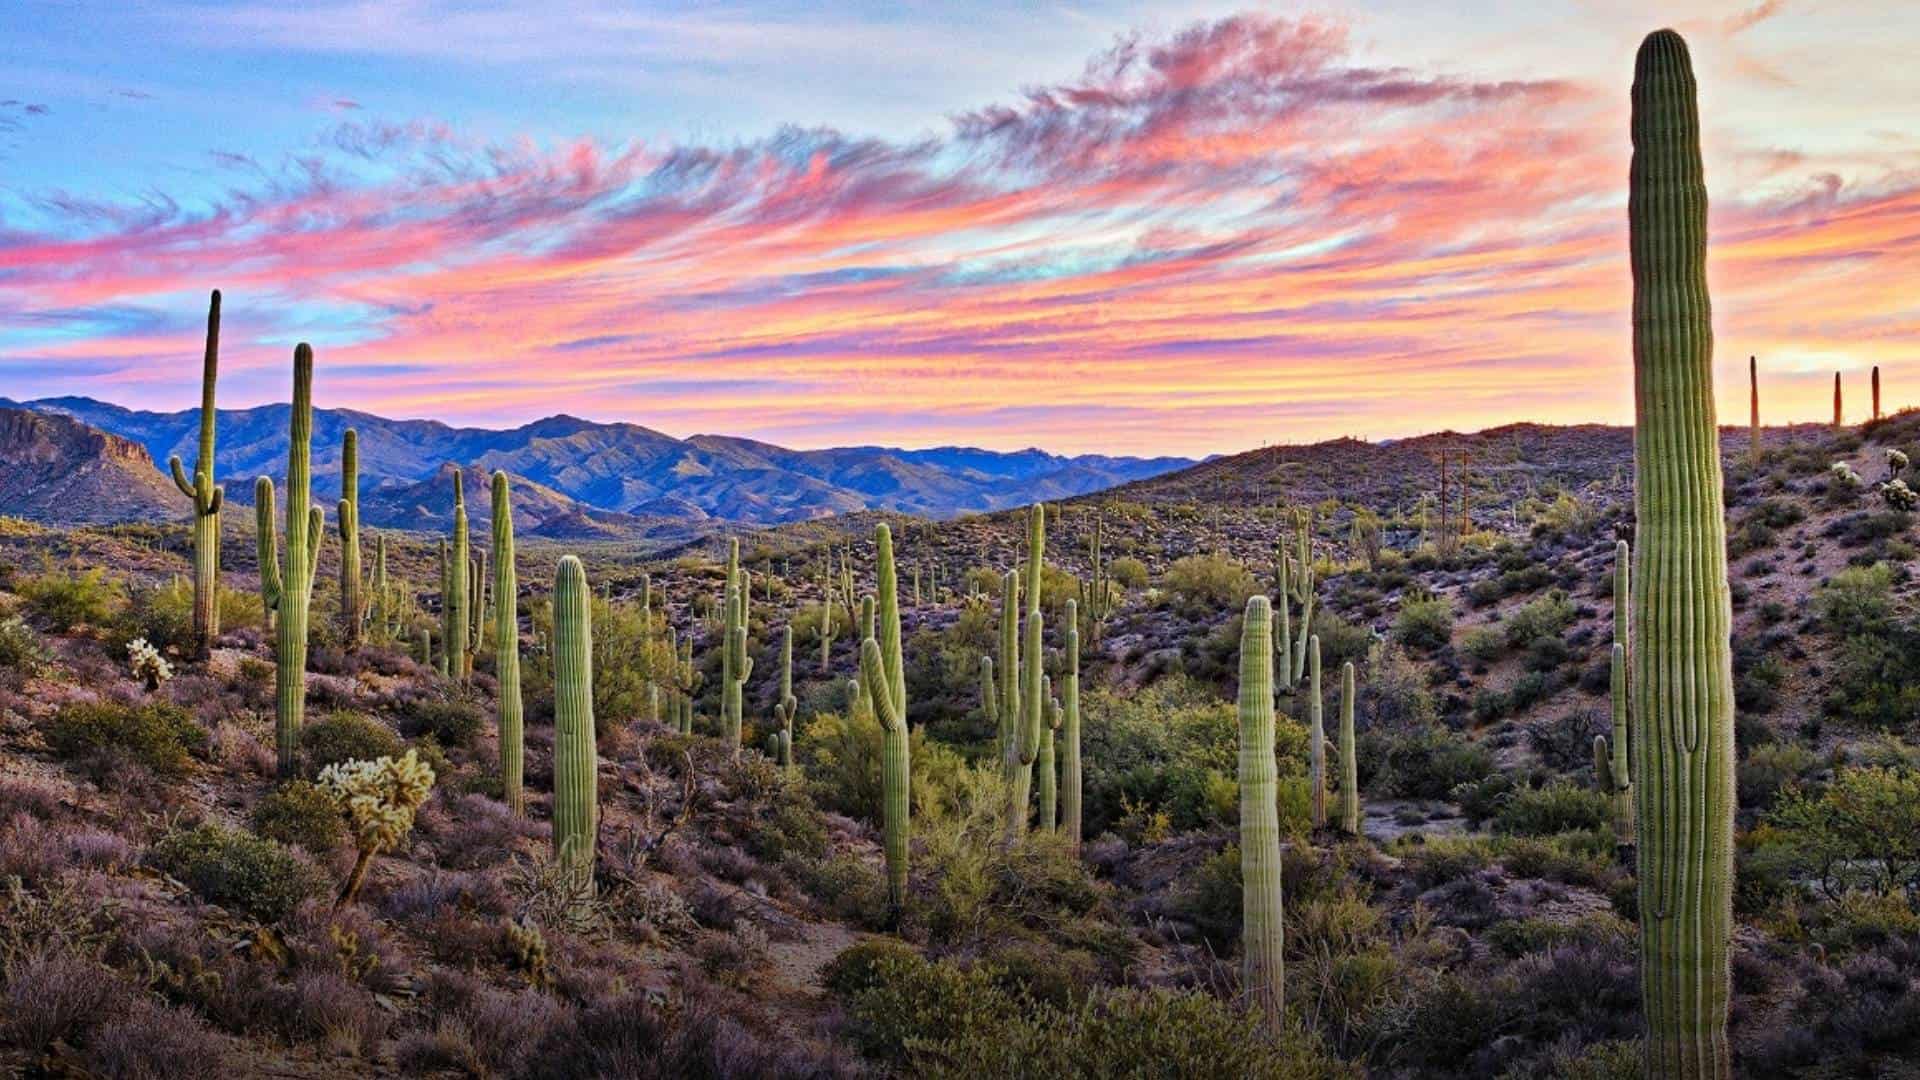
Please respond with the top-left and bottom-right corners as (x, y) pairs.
(3, 1), (1918, 455)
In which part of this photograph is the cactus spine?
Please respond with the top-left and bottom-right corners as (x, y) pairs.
(858, 523), (911, 910)
(445, 472), (470, 683)
(1061, 597), (1083, 854)
(336, 429), (365, 647)
(774, 623), (797, 771)
(721, 538), (751, 749)
(1237, 595), (1284, 1033)
(1629, 29), (1735, 1077)
(492, 472), (524, 815)
(168, 290), (224, 660)
(256, 344), (323, 776)
(1307, 634), (1326, 830)
(551, 555), (598, 898)
(1339, 660), (1359, 835)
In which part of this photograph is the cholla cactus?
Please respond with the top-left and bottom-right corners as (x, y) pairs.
(1880, 479), (1919, 511)
(319, 748), (436, 908)
(1886, 448), (1910, 473)
(126, 637), (173, 692)
(1830, 461), (1862, 487)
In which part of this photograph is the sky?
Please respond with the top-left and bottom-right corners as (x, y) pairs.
(2, 1), (1918, 456)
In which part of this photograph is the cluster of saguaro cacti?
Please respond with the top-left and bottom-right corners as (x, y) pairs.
(858, 523), (912, 910)
(1595, 540), (1635, 850)
(336, 429), (366, 647)
(1082, 509), (1115, 639)
(256, 344), (324, 776)
(492, 472), (525, 815)
(1338, 660), (1360, 835)
(720, 539), (752, 749)
(444, 474), (471, 682)
(168, 290), (224, 661)
(1628, 28), (1736, 1076)
(551, 555), (598, 898)
(982, 504), (1046, 845)
(774, 624), (798, 771)
(1237, 595), (1285, 1035)
(1275, 512), (1316, 685)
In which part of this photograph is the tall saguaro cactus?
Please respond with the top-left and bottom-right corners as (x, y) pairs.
(170, 289), (225, 660)
(1061, 597), (1083, 854)
(337, 429), (365, 647)
(1872, 365), (1882, 421)
(774, 624), (797, 771)
(1307, 635), (1326, 829)
(256, 344), (324, 776)
(551, 555), (598, 898)
(1598, 540), (1636, 849)
(1237, 595), (1285, 1034)
(1000, 504), (1046, 846)
(1628, 29), (1736, 1077)
(859, 523), (911, 911)
(1748, 356), (1760, 463)
(1038, 684), (1058, 832)
(1339, 660), (1359, 835)
(445, 472), (471, 683)
(721, 538), (751, 749)
(1833, 372), (1844, 429)
(492, 473), (524, 815)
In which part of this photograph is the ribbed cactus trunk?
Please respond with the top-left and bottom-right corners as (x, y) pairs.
(640, 574), (660, 725)
(551, 555), (598, 900)
(1307, 635), (1326, 830)
(818, 567), (838, 675)
(1061, 598), (1083, 855)
(1602, 540), (1636, 850)
(1037, 690), (1058, 833)
(677, 634), (697, 735)
(169, 290), (224, 661)
(859, 523), (912, 912)
(1628, 29), (1736, 1078)
(446, 473), (470, 684)
(1001, 504), (1045, 847)
(775, 624), (797, 771)
(469, 548), (488, 659)
(721, 538), (751, 749)
(492, 473), (524, 816)
(257, 344), (323, 777)
(1237, 595), (1284, 1034)
(373, 533), (389, 642)
(1338, 660), (1359, 835)
(336, 429), (364, 648)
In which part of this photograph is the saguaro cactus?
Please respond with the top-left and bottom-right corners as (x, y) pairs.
(1339, 660), (1360, 835)
(1628, 29), (1736, 1077)
(1038, 684), (1058, 833)
(1834, 372), (1844, 429)
(818, 564), (839, 675)
(1061, 597), (1083, 854)
(1237, 595), (1285, 1034)
(858, 523), (911, 911)
(168, 290), (224, 660)
(1000, 504), (1046, 845)
(1308, 635), (1326, 829)
(551, 555), (598, 898)
(256, 344), (324, 776)
(774, 624), (797, 771)
(372, 533), (390, 642)
(1748, 356), (1760, 463)
(1873, 365), (1882, 421)
(445, 472), (470, 683)
(417, 625), (432, 668)
(492, 473), (524, 815)
(1599, 540), (1636, 849)
(337, 429), (365, 647)
(721, 538), (751, 749)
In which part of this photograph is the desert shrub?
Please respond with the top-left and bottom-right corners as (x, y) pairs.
(398, 695), (486, 750)
(149, 822), (327, 922)
(1459, 626), (1503, 664)
(2, 948), (125, 1053)
(1767, 764), (1920, 900)
(0, 615), (52, 674)
(1823, 623), (1920, 729)
(1738, 742), (1817, 811)
(1363, 725), (1493, 799)
(1392, 593), (1454, 652)
(1401, 836), (1497, 889)
(1483, 912), (1632, 959)
(112, 581), (196, 655)
(1502, 590), (1575, 650)
(827, 946), (1015, 1064)
(1163, 553), (1256, 612)
(18, 564), (120, 630)
(803, 707), (970, 828)
(1816, 563), (1895, 637)
(1358, 643), (1437, 733)
(254, 780), (347, 853)
(299, 711), (404, 774)
(1108, 556), (1149, 589)
(1491, 781), (1610, 837)
(44, 700), (205, 776)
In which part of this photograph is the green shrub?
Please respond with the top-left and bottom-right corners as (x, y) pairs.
(1484, 913), (1632, 958)
(111, 582), (195, 655)
(1400, 836), (1496, 889)
(18, 565), (120, 631)
(298, 711), (403, 774)
(397, 696), (485, 749)
(148, 823), (326, 922)
(1108, 557), (1149, 589)
(1364, 726), (1492, 799)
(1491, 782), (1609, 837)
(43, 700), (205, 776)
(1392, 593), (1454, 652)
(1459, 626), (1503, 664)
(252, 781), (345, 853)
(1767, 764), (1920, 899)
(1502, 590), (1574, 650)
(1163, 554), (1256, 612)
(0, 615), (51, 674)
(828, 947), (1016, 1064)
(1738, 742), (1816, 811)
(1816, 563), (1895, 637)
(820, 938), (924, 997)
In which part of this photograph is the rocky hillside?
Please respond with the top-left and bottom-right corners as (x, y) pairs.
(0, 407), (181, 525)
(5, 397), (1192, 526)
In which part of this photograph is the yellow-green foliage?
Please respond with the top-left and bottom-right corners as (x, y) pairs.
(253, 780), (346, 853)
(1163, 553), (1257, 611)
(1766, 763), (1920, 900)
(19, 564), (120, 630)
(44, 700), (205, 776)
(297, 711), (403, 775)
(148, 823), (325, 922)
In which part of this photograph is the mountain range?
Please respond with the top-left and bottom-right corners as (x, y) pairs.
(0, 397), (1192, 531)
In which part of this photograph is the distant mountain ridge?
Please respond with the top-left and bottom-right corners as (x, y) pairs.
(0, 396), (1192, 527)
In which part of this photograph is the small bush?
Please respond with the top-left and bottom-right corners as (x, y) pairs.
(1108, 557), (1149, 589)
(0, 615), (51, 674)
(149, 822), (327, 922)
(1365, 726), (1493, 799)
(1503, 590), (1575, 650)
(1163, 554), (1257, 612)
(1459, 627), (1504, 664)
(300, 711), (404, 774)
(254, 780), (346, 853)
(18, 565), (120, 630)
(44, 700), (205, 776)
(399, 696), (487, 750)
(1492, 782), (1610, 837)
(1392, 593), (1455, 652)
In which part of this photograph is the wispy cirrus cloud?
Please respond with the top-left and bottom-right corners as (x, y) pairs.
(1, 8), (1917, 453)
